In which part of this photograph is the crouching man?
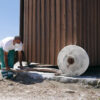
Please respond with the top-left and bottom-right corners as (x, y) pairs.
(0, 36), (23, 79)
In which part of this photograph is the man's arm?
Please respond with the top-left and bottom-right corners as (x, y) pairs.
(4, 51), (10, 70)
(18, 51), (22, 67)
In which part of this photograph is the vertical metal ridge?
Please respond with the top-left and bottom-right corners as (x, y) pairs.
(55, 0), (61, 65)
(32, 0), (36, 62)
(66, 0), (73, 45)
(20, 0), (24, 42)
(23, 0), (26, 59)
(90, 0), (94, 65)
(45, 0), (50, 64)
(28, 0), (32, 62)
(97, 0), (100, 65)
(60, 0), (66, 48)
(25, 0), (29, 62)
(49, 0), (55, 64)
(72, 0), (77, 45)
(36, 0), (41, 63)
(31, 0), (33, 62)
(41, 0), (45, 64)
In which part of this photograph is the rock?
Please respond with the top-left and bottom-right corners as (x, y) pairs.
(57, 45), (89, 76)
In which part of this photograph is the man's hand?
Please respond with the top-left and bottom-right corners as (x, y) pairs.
(18, 66), (24, 69)
(6, 66), (10, 71)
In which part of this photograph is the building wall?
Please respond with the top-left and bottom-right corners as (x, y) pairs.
(20, 0), (100, 66)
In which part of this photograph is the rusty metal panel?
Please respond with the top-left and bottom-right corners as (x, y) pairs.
(20, 0), (100, 66)
(61, 0), (66, 48)
(20, 0), (24, 41)
(98, 0), (100, 65)
(66, 0), (73, 45)
(32, 0), (37, 62)
(55, 0), (61, 65)
(28, 0), (33, 61)
(50, 0), (56, 64)
(23, 0), (29, 61)
(36, 0), (41, 63)
(45, 0), (50, 64)
(41, 0), (45, 64)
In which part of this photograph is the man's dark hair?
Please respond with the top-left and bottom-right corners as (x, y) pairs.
(14, 36), (21, 41)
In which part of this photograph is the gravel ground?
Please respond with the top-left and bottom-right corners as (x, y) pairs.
(0, 76), (100, 100)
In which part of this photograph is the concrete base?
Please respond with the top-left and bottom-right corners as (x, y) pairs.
(2, 61), (99, 86)
(13, 71), (100, 87)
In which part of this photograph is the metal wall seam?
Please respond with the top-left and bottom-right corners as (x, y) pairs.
(41, 0), (45, 64)
(50, 0), (55, 64)
(29, 0), (32, 62)
(55, 0), (61, 65)
(32, 0), (37, 62)
(45, 0), (50, 64)
(97, 0), (100, 65)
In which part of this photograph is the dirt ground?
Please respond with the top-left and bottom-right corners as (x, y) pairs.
(0, 76), (100, 100)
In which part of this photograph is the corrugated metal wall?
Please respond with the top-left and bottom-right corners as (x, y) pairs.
(20, 0), (100, 66)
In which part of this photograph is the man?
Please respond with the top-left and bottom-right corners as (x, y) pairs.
(0, 36), (23, 79)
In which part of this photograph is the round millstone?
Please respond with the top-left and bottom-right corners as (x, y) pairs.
(57, 45), (89, 77)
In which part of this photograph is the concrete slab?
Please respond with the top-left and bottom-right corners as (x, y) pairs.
(14, 71), (100, 87)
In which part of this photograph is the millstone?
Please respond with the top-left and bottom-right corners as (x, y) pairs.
(57, 45), (89, 77)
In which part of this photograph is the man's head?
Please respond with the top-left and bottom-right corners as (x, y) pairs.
(13, 36), (23, 51)
(14, 36), (21, 44)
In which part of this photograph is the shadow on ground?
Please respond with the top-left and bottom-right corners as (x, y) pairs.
(81, 66), (100, 78)
(12, 72), (44, 85)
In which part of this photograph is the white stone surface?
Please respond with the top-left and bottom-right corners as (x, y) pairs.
(57, 45), (89, 76)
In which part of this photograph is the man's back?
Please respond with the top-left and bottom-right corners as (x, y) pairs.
(0, 37), (14, 52)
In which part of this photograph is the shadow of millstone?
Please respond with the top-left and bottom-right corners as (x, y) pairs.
(13, 72), (44, 85)
(82, 66), (100, 78)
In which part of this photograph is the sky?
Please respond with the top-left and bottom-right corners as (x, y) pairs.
(0, 0), (20, 40)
